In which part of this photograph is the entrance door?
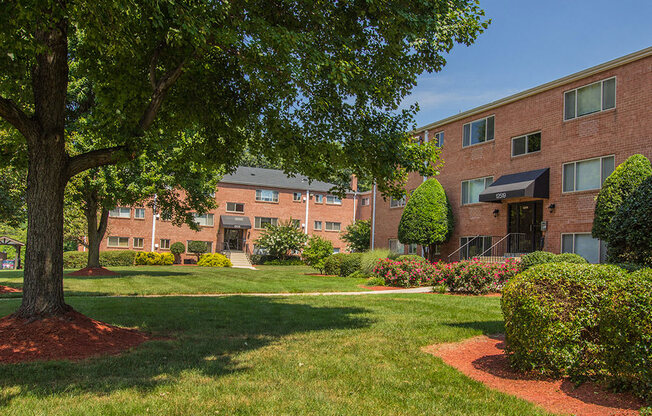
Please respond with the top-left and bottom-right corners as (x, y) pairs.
(507, 201), (543, 253)
(224, 229), (244, 251)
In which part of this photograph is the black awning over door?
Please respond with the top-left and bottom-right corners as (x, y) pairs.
(220, 215), (252, 229)
(479, 168), (549, 203)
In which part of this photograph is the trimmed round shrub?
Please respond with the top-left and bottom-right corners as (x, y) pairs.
(609, 175), (652, 265)
(324, 253), (346, 276)
(502, 263), (627, 376)
(197, 253), (232, 267)
(170, 242), (185, 264)
(553, 253), (588, 264)
(360, 249), (400, 274)
(592, 154), (652, 241)
(518, 251), (556, 271)
(339, 253), (362, 277)
(135, 252), (174, 265)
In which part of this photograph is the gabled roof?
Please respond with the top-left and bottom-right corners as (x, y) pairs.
(0, 236), (25, 246)
(220, 166), (342, 193)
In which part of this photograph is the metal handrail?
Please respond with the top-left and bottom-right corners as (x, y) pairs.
(447, 235), (480, 260)
(479, 233), (526, 257)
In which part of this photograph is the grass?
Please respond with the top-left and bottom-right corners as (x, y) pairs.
(0, 294), (554, 415)
(0, 266), (369, 297)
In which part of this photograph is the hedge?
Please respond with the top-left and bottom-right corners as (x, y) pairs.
(135, 252), (174, 265)
(609, 174), (652, 265)
(323, 253), (362, 277)
(197, 253), (232, 267)
(250, 254), (302, 265)
(518, 251), (588, 272)
(63, 250), (137, 268)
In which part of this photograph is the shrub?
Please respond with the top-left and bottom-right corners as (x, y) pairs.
(360, 249), (399, 275)
(609, 175), (652, 265)
(170, 242), (185, 264)
(518, 251), (556, 271)
(63, 250), (137, 268)
(197, 253), (232, 267)
(396, 254), (429, 264)
(263, 257), (303, 266)
(365, 276), (385, 286)
(553, 253), (588, 264)
(324, 253), (346, 276)
(187, 241), (208, 262)
(372, 257), (436, 287)
(340, 253), (363, 277)
(592, 154), (652, 241)
(302, 236), (333, 273)
(348, 270), (371, 279)
(135, 252), (174, 265)
(341, 220), (371, 252)
(398, 178), (453, 261)
(502, 263), (627, 376)
(436, 258), (519, 294)
(254, 218), (308, 259)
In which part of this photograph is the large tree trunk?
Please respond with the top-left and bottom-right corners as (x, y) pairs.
(84, 191), (109, 269)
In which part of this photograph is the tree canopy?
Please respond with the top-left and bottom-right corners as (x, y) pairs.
(341, 220), (371, 252)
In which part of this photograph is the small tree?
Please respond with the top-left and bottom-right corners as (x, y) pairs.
(608, 175), (652, 265)
(303, 236), (334, 274)
(170, 242), (186, 265)
(398, 178), (453, 261)
(254, 219), (309, 260)
(593, 154), (652, 241)
(341, 220), (371, 252)
(187, 241), (208, 263)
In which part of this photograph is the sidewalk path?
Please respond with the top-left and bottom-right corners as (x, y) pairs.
(120, 287), (433, 298)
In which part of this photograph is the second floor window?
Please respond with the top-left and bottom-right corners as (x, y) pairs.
(109, 207), (131, 218)
(564, 77), (615, 120)
(314, 194), (323, 203)
(107, 236), (129, 247)
(390, 196), (406, 208)
(255, 217), (278, 229)
(512, 132), (541, 157)
(256, 189), (279, 202)
(293, 192), (302, 201)
(193, 213), (214, 227)
(134, 208), (145, 219)
(326, 195), (342, 205)
(562, 155), (615, 193)
(461, 176), (494, 205)
(463, 115), (494, 147)
(434, 131), (444, 147)
(226, 202), (244, 213)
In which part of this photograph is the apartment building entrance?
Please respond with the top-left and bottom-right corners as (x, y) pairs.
(224, 229), (245, 251)
(507, 201), (543, 253)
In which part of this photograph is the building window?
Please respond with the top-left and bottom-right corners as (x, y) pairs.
(561, 233), (605, 264)
(434, 131), (444, 147)
(187, 240), (213, 253)
(511, 132), (541, 157)
(325, 195), (342, 205)
(461, 176), (494, 205)
(314, 194), (323, 203)
(160, 239), (170, 249)
(255, 217), (278, 229)
(463, 115), (494, 147)
(255, 189), (279, 202)
(314, 220), (322, 230)
(389, 196), (406, 208)
(109, 207), (131, 218)
(133, 237), (144, 249)
(333, 248), (340, 254)
(134, 208), (145, 219)
(193, 213), (214, 227)
(361, 197), (369, 206)
(562, 155), (615, 193)
(564, 77), (616, 120)
(226, 202), (245, 213)
(293, 192), (302, 202)
(107, 236), (129, 248)
(459, 236), (493, 260)
(325, 221), (341, 231)
(388, 239), (404, 254)
(407, 244), (417, 255)
(292, 219), (301, 228)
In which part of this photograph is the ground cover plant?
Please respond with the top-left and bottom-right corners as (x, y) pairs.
(0, 294), (552, 415)
(196, 253), (232, 268)
(134, 252), (175, 266)
(0, 266), (368, 297)
(518, 251), (587, 272)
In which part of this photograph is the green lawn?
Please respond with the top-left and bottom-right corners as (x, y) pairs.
(0, 294), (554, 415)
(0, 266), (369, 297)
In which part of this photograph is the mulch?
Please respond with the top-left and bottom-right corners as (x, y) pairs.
(360, 285), (405, 291)
(66, 267), (120, 276)
(0, 310), (150, 363)
(0, 286), (21, 294)
(422, 335), (645, 416)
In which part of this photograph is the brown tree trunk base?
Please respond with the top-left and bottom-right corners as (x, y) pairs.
(67, 267), (120, 277)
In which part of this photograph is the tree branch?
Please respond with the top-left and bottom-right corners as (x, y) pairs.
(66, 145), (129, 179)
(0, 94), (37, 138)
(139, 57), (188, 132)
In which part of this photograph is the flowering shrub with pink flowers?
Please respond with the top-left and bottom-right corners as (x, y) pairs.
(372, 258), (436, 287)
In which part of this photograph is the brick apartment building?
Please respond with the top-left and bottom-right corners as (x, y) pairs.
(370, 47), (652, 263)
(100, 167), (366, 261)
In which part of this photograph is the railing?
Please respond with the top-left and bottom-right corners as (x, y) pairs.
(447, 235), (480, 261)
(222, 241), (232, 259)
(478, 233), (527, 263)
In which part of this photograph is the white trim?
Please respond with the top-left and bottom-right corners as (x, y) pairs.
(461, 176), (494, 206)
(563, 76), (616, 121)
(462, 115), (495, 148)
(561, 154), (615, 194)
(511, 131), (542, 158)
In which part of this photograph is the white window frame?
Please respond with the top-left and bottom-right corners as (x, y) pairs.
(325, 221), (341, 232)
(293, 192), (302, 202)
(511, 131), (541, 157)
(254, 217), (278, 229)
(193, 213), (214, 227)
(255, 189), (279, 203)
(160, 239), (170, 249)
(461, 176), (494, 206)
(314, 194), (323, 203)
(560, 233), (605, 264)
(109, 207), (131, 218)
(361, 197), (369, 206)
(226, 202), (245, 213)
(314, 220), (322, 231)
(407, 243), (417, 255)
(133, 237), (144, 249)
(562, 155), (615, 193)
(434, 131), (444, 147)
(463, 115), (495, 148)
(107, 236), (129, 248)
(389, 196), (406, 208)
(325, 195), (342, 205)
(564, 77), (616, 121)
(388, 238), (405, 254)
(134, 208), (146, 219)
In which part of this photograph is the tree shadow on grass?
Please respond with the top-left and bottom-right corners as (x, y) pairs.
(65, 270), (194, 279)
(444, 320), (505, 335)
(0, 296), (371, 407)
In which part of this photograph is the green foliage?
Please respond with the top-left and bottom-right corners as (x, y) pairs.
(135, 252), (175, 266)
(340, 220), (371, 252)
(360, 249), (399, 275)
(324, 253), (346, 276)
(197, 253), (232, 267)
(365, 276), (385, 286)
(518, 251), (588, 272)
(436, 259), (520, 294)
(254, 219), (308, 260)
(302, 236), (334, 274)
(372, 257), (436, 287)
(398, 179), (453, 257)
(339, 253), (363, 277)
(63, 250), (137, 268)
(608, 175), (652, 265)
(592, 154), (652, 241)
(170, 242), (186, 255)
(187, 241), (209, 261)
(396, 254), (428, 265)
(552, 253), (588, 264)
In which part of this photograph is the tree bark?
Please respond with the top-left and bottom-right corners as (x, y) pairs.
(84, 191), (109, 269)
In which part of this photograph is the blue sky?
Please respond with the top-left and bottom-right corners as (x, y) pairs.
(403, 0), (652, 127)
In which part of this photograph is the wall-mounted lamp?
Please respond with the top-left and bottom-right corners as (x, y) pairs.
(493, 209), (500, 217)
(548, 203), (556, 213)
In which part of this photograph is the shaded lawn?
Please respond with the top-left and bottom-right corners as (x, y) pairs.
(0, 295), (554, 415)
(0, 266), (369, 297)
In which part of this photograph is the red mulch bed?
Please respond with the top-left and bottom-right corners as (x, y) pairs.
(0, 286), (21, 294)
(423, 335), (645, 416)
(66, 267), (119, 276)
(360, 285), (404, 291)
(0, 310), (149, 363)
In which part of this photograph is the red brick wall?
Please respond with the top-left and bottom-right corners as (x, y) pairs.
(372, 54), (652, 260)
